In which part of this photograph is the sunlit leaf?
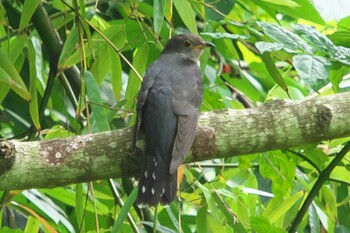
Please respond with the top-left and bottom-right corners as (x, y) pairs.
(293, 24), (336, 55)
(255, 0), (325, 25)
(44, 125), (70, 139)
(201, 32), (249, 40)
(292, 54), (331, 91)
(257, 21), (313, 53)
(24, 216), (40, 233)
(261, 0), (300, 7)
(330, 166), (350, 185)
(256, 41), (284, 53)
(251, 216), (287, 233)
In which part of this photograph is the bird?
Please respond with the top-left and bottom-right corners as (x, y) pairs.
(133, 34), (214, 206)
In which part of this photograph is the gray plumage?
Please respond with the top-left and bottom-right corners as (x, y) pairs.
(134, 34), (214, 206)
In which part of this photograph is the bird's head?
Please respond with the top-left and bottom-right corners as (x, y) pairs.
(162, 34), (215, 62)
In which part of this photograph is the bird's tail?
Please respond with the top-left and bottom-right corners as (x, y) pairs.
(136, 158), (177, 206)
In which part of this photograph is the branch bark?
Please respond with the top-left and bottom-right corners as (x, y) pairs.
(1, 92), (350, 190)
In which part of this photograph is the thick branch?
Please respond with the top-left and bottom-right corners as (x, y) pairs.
(1, 92), (350, 190)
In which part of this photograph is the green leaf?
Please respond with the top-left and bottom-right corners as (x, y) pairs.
(109, 47), (123, 100)
(197, 206), (208, 233)
(173, 0), (198, 34)
(331, 46), (350, 66)
(42, 188), (109, 214)
(0, 85), (10, 105)
(259, 151), (296, 197)
(0, 227), (24, 233)
(124, 44), (149, 110)
(292, 55), (331, 91)
(293, 24), (336, 55)
(320, 186), (337, 222)
(255, 0), (325, 25)
(257, 21), (313, 53)
(0, 68), (30, 101)
(4, 36), (27, 63)
(19, 0), (41, 31)
(22, 190), (75, 232)
(201, 32), (249, 40)
(0, 1), (6, 24)
(327, 31), (350, 48)
(330, 166), (350, 185)
(261, 0), (300, 7)
(61, 26), (126, 70)
(58, 25), (79, 70)
(264, 191), (303, 223)
(295, 147), (328, 171)
(207, 212), (227, 233)
(255, 41), (284, 53)
(211, 26), (240, 61)
(75, 184), (85, 233)
(111, 187), (137, 233)
(0, 48), (30, 101)
(84, 71), (110, 132)
(251, 216), (287, 233)
(44, 125), (70, 139)
(212, 191), (236, 227)
(91, 48), (111, 84)
(260, 52), (288, 93)
(154, 0), (165, 36)
(27, 38), (40, 130)
(204, 0), (236, 21)
(24, 216), (40, 233)
(266, 86), (305, 100)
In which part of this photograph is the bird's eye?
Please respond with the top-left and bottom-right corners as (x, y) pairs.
(184, 40), (192, 47)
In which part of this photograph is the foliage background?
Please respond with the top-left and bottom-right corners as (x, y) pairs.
(1, 0), (350, 232)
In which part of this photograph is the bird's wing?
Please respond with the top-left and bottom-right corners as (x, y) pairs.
(169, 112), (199, 174)
(169, 62), (203, 174)
(133, 60), (162, 147)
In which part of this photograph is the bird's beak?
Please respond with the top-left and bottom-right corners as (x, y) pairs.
(204, 41), (215, 48)
(196, 41), (215, 49)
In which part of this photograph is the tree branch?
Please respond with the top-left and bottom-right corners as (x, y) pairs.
(1, 92), (350, 190)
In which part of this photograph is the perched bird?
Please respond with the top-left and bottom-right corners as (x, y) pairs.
(134, 34), (214, 206)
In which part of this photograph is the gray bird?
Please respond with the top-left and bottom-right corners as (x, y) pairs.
(134, 34), (214, 206)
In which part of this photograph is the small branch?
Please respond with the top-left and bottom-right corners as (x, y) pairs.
(0, 92), (350, 190)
